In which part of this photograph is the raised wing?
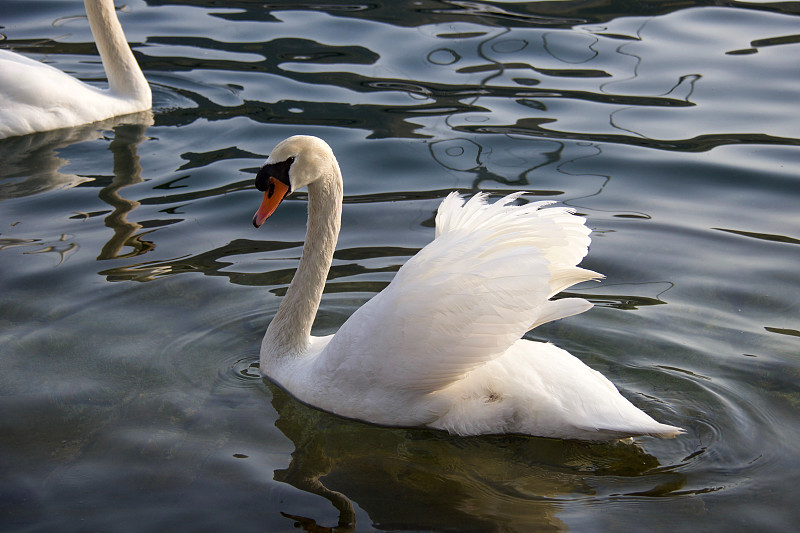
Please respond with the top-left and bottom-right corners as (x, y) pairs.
(318, 192), (601, 395)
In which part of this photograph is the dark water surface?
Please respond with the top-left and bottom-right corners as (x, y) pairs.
(2, 1), (799, 531)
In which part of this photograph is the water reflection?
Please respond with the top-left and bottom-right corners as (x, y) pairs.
(18, 233), (78, 266)
(0, 113), (154, 266)
(0, 112), (152, 201)
(427, 134), (657, 220)
(430, 136), (563, 190)
(139, 3), (695, 143)
(92, 122), (157, 260)
(266, 381), (671, 532)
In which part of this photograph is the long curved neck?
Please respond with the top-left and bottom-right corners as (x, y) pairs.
(85, 0), (150, 104)
(262, 161), (343, 361)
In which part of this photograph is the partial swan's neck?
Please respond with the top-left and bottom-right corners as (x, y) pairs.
(261, 158), (343, 365)
(85, 0), (150, 105)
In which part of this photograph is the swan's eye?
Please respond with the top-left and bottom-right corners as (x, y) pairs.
(256, 156), (294, 192)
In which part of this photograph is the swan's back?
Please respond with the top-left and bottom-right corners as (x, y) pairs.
(0, 51), (128, 138)
(0, 0), (151, 139)
(431, 339), (683, 440)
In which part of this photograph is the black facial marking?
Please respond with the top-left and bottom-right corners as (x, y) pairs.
(267, 181), (275, 198)
(255, 157), (294, 192)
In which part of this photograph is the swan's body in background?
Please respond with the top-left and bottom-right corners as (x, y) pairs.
(0, 0), (151, 139)
(252, 135), (683, 441)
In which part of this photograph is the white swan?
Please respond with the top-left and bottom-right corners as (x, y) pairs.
(253, 135), (683, 441)
(0, 0), (151, 139)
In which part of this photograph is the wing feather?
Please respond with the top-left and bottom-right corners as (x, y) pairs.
(319, 192), (601, 395)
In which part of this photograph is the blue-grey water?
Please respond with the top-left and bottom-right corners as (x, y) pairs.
(1, 1), (799, 531)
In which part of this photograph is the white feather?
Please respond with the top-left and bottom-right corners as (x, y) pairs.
(0, 0), (151, 139)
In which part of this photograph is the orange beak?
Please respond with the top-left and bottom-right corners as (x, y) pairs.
(253, 177), (290, 228)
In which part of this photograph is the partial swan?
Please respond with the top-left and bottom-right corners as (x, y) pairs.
(252, 135), (683, 441)
(0, 0), (151, 139)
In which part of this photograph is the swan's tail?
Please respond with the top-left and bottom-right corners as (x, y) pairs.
(647, 423), (685, 438)
(595, 421), (685, 440)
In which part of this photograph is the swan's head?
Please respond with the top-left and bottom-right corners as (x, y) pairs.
(252, 135), (335, 228)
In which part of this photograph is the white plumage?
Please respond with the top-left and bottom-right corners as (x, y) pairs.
(0, 0), (151, 139)
(252, 135), (683, 441)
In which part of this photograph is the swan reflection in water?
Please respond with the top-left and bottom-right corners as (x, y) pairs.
(0, 112), (155, 262)
(93, 119), (156, 260)
(265, 380), (677, 532)
(0, 111), (151, 200)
